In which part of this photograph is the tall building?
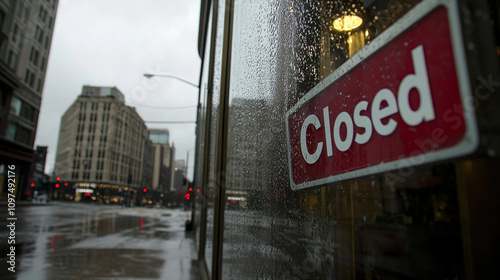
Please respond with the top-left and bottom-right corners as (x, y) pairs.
(0, 0), (59, 200)
(149, 128), (175, 192)
(54, 86), (153, 192)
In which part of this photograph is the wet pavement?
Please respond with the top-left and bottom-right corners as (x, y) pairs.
(0, 202), (201, 280)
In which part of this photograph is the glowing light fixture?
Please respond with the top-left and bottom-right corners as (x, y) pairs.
(333, 15), (363, 31)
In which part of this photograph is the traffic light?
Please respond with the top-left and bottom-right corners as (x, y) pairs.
(143, 188), (147, 193)
(185, 183), (194, 201)
(55, 177), (61, 188)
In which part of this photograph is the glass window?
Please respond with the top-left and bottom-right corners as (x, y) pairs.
(37, 78), (42, 92)
(8, 50), (18, 69)
(217, 0), (465, 279)
(6, 122), (17, 140)
(35, 26), (43, 44)
(21, 102), (34, 121)
(18, 126), (31, 145)
(203, 1), (227, 274)
(45, 35), (50, 49)
(10, 96), (22, 116)
(40, 56), (46, 71)
(11, 24), (22, 47)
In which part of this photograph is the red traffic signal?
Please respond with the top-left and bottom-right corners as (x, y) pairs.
(184, 193), (191, 200)
(30, 182), (35, 187)
(55, 183), (60, 188)
(143, 188), (147, 193)
(56, 177), (61, 181)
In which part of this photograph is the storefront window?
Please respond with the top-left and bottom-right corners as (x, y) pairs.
(218, 0), (465, 279)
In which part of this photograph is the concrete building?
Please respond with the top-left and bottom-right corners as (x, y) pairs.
(0, 0), (59, 201)
(54, 86), (153, 190)
(149, 128), (175, 192)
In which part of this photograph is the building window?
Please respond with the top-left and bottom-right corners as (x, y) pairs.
(37, 78), (42, 93)
(11, 24), (22, 47)
(18, 126), (31, 145)
(40, 57), (46, 71)
(24, 70), (35, 87)
(8, 50), (18, 69)
(44, 35), (50, 49)
(24, 69), (30, 83)
(38, 5), (47, 22)
(29, 47), (40, 66)
(19, 4), (29, 23)
(21, 103), (34, 121)
(35, 26), (43, 44)
(6, 122), (17, 140)
(17, 2), (24, 18)
(10, 97), (22, 116)
(29, 71), (35, 87)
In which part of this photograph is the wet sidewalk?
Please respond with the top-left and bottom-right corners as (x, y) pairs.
(0, 202), (202, 280)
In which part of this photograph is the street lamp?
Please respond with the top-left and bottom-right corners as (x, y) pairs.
(143, 73), (199, 88)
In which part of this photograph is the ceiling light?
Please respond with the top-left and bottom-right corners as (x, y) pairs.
(333, 15), (363, 32)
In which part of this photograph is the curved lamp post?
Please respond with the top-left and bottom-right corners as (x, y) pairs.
(143, 73), (199, 88)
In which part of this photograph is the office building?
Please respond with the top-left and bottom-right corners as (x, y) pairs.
(0, 0), (59, 200)
(54, 86), (153, 190)
(149, 128), (175, 191)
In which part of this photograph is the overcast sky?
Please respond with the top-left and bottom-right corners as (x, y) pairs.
(34, 0), (202, 180)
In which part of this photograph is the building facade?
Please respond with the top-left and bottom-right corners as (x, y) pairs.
(193, 0), (500, 279)
(149, 128), (175, 192)
(0, 0), (58, 200)
(54, 86), (153, 194)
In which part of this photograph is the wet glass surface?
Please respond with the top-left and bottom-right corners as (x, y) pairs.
(0, 203), (200, 280)
(203, 1), (228, 275)
(218, 0), (466, 279)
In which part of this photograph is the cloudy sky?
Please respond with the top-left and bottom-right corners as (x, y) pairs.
(34, 0), (202, 179)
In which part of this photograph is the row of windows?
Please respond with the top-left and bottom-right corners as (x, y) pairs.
(72, 146), (108, 159)
(24, 69), (43, 93)
(80, 101), (113, 112)
(89, 113), (98, 122)
(75, 134), (96, 144)
(17, 0), (53, 46)
(77, 111), (111, 124)
(38, 3), (54, 29)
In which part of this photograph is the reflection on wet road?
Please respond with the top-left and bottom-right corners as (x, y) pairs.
(0, 202), (200, 280)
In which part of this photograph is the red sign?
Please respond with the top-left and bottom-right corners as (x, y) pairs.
(286, 2), (478, 190)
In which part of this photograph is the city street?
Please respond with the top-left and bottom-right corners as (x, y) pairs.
(0, 202), (201, 280)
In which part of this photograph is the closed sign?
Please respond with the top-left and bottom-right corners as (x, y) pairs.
(286, 2), (478, 190)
